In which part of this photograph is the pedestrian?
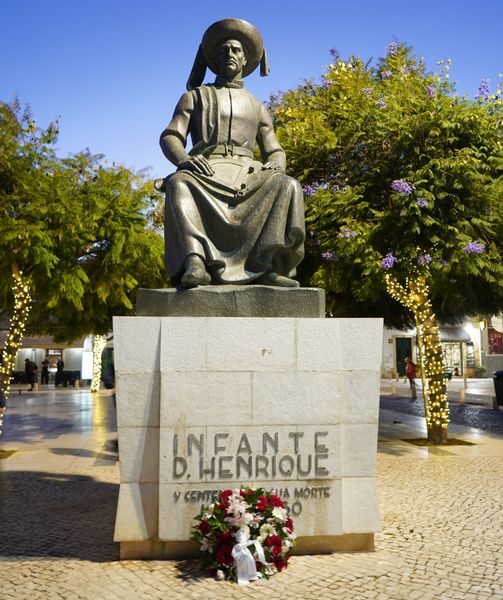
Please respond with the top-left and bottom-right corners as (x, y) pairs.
(405, 357), (417, 400)
(55, 357), (64, 387)
(41, 358), (50, 385)
(24, 358), (37, 391)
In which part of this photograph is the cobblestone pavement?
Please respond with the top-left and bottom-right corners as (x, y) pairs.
(1, 389), (503, 599)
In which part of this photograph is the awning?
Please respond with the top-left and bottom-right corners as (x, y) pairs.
(439, 327), (471, 343)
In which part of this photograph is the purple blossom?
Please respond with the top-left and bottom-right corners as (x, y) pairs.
(476, 78), (490, 100)
(321, 251), (338, 262)
(425, 85), (437, 97)
(438, 258), (448, 265)
(418, 254), (432, 265)
(381, 70), (393, 80)
(329, 48), (339, 59)
(464, 241), (486, 254)
(303, 182), (326, 196)
(361, 87), (374, 96)
(375, 100), (388, 109)
(416, 198), (429, 208)
(321, 76), (335, 88)
(386, 41), (399, 54)
(338, 227), (356, 238)
(391, 179), (416, 195)
(381, 253), (397, 270)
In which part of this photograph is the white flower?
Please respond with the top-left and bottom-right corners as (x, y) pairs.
(224, 494), (254, 528)
(216, 570), (225, 581)
(265, 565), (277, 577)
(272, 507), (288, 522)
(259, 523), (276, 541)
(283, 538), (292, 551)
(200, 538), (212, 552)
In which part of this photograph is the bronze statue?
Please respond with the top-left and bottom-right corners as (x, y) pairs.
(159, 18), (305, 288)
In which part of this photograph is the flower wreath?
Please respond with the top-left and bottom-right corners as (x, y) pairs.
(190, 486), (296, 581)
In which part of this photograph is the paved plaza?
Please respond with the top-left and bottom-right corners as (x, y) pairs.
(1, 383), (502, 599)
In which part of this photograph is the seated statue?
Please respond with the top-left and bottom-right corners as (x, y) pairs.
(159, 18), (305, 288)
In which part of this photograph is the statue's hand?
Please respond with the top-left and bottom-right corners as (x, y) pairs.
(178, 155), (215, 176)
(262, 161), (284, 172)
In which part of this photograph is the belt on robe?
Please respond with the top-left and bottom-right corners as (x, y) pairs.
(207, 144), (254, 158)
(153, 144), (256, 193)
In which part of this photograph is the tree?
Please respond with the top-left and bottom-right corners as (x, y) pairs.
(272, 44), (503, 442)
(0, 100), (167, 406)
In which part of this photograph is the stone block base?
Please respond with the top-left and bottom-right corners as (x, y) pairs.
(136, 285), (325, 318)
(113, 313), (383, 556)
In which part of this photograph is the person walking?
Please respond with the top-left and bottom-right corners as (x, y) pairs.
(55, 358), (64, 387)
(405, 357), (417, 400)
(41, 358), (50, 385)
(24, 358), (37, 391)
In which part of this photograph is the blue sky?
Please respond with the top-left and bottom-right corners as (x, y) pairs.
(2, 0), (502, 179)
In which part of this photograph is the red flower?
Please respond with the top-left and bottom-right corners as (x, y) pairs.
(270, 494), (285, 508)
(198, 520), (210, 535)
(273, 557), (287, 571)
(217, 530), (232, 544)
(216, 544), (233, 566)
(239, 489), (247, 498)
(256, 495), (268, 511)
(265, 534), (282, 547)
(272, 545), (282, 556)
(285, 518), (294, 532)
(217, 489), (233, 510)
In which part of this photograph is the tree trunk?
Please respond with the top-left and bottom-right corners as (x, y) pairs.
(91, 335), (107, 392)
(0, 263), (32, 405)
(386, 273), (449, 443)
(414, 316), (430, 421)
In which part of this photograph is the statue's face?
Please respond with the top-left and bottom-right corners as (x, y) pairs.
(215, 39), (247, 79)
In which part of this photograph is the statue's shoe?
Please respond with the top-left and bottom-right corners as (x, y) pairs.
(255, 272), (300, 288)
(181, 256), (211, 287)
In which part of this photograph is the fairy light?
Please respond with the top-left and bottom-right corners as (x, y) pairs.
(386, 273), (449, 442)
(90, 335), (107, 393)
(0, 267), (32, 436)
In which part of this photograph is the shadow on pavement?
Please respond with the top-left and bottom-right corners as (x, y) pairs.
(0, 470), (119, 562)
(0, 413), (75, 444)
(50, 438), (118, 462)
(175, 558), (208, 581)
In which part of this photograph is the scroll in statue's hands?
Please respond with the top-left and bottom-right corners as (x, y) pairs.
(178, 155), (215, 176)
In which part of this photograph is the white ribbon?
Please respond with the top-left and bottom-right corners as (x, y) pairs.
(252, 539), (267, 565)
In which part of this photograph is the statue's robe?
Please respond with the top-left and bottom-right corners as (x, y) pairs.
(162, 83), (305, 284)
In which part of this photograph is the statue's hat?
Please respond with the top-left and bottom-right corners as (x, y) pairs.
(187, 18), (269, 90)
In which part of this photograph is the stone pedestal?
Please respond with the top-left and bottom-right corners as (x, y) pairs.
(113, 288), (382, 559)
(136, 286), (325, 318)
